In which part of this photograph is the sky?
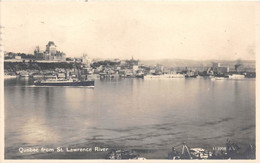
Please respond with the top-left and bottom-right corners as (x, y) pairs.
(0, 1), (257, 60)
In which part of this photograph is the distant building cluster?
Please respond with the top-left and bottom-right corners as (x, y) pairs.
(87, 57), (143, 79)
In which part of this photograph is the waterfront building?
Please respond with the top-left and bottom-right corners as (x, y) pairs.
(125, 69), (134, 77)
(212, 62), (221, 72)
(125, 56), (139, 68)
(155, 64), (164, 72)
(235, 64), (244, 73)
(212, 62), (229, 74)
(186, 70), (197, 76)
(133, 65), (139, 74)
(82, 54), (92, 67)
(218, 66), (229, 74)
(14, 56), (21, 60)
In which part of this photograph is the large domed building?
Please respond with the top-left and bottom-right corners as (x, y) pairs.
(34, 41), (66, 61)
(44, 41), (66, 61)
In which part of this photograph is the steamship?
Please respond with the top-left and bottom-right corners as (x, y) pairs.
(33, 72), (94, 87)
(34, 78), (94, 87)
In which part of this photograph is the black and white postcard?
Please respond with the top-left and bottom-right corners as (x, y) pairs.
(0, 0), (259, 162)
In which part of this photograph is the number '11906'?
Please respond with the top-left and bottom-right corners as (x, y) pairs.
(213, 147), (227, 151)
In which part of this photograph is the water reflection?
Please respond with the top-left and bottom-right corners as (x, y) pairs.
(4, 78), (255, 159)
(21, 117), (59, 145)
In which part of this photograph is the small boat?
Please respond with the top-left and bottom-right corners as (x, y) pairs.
(4, 74), (17, 79)
(215, 77), (227, 80)
(144, 74), (185, 79)
(135, 74), (144, 78)
(228, 74), (245, 79)
(214, 74), (229, 80)
(185, 75), (198, 78)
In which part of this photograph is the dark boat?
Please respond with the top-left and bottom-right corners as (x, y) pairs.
(185, 75), (198, 78)
(34, 79), (94, 87)
(135, 74), (144, 78)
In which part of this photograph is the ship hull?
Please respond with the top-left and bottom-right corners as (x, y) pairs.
(34, 80), (94, 87)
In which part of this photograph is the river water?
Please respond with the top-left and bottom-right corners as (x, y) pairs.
(4, 78), (255, 159)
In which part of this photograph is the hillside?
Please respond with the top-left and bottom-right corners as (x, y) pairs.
(139, 59), (255, 69)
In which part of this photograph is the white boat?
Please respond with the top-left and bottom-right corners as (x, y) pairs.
(215, 77), (227, 80)
(4, 74), (17, 79)
(144, 74), (185, 79)
(163, 74), (185, 78)
(209, 76), (216, 80)
(228, 74), (245, 79)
